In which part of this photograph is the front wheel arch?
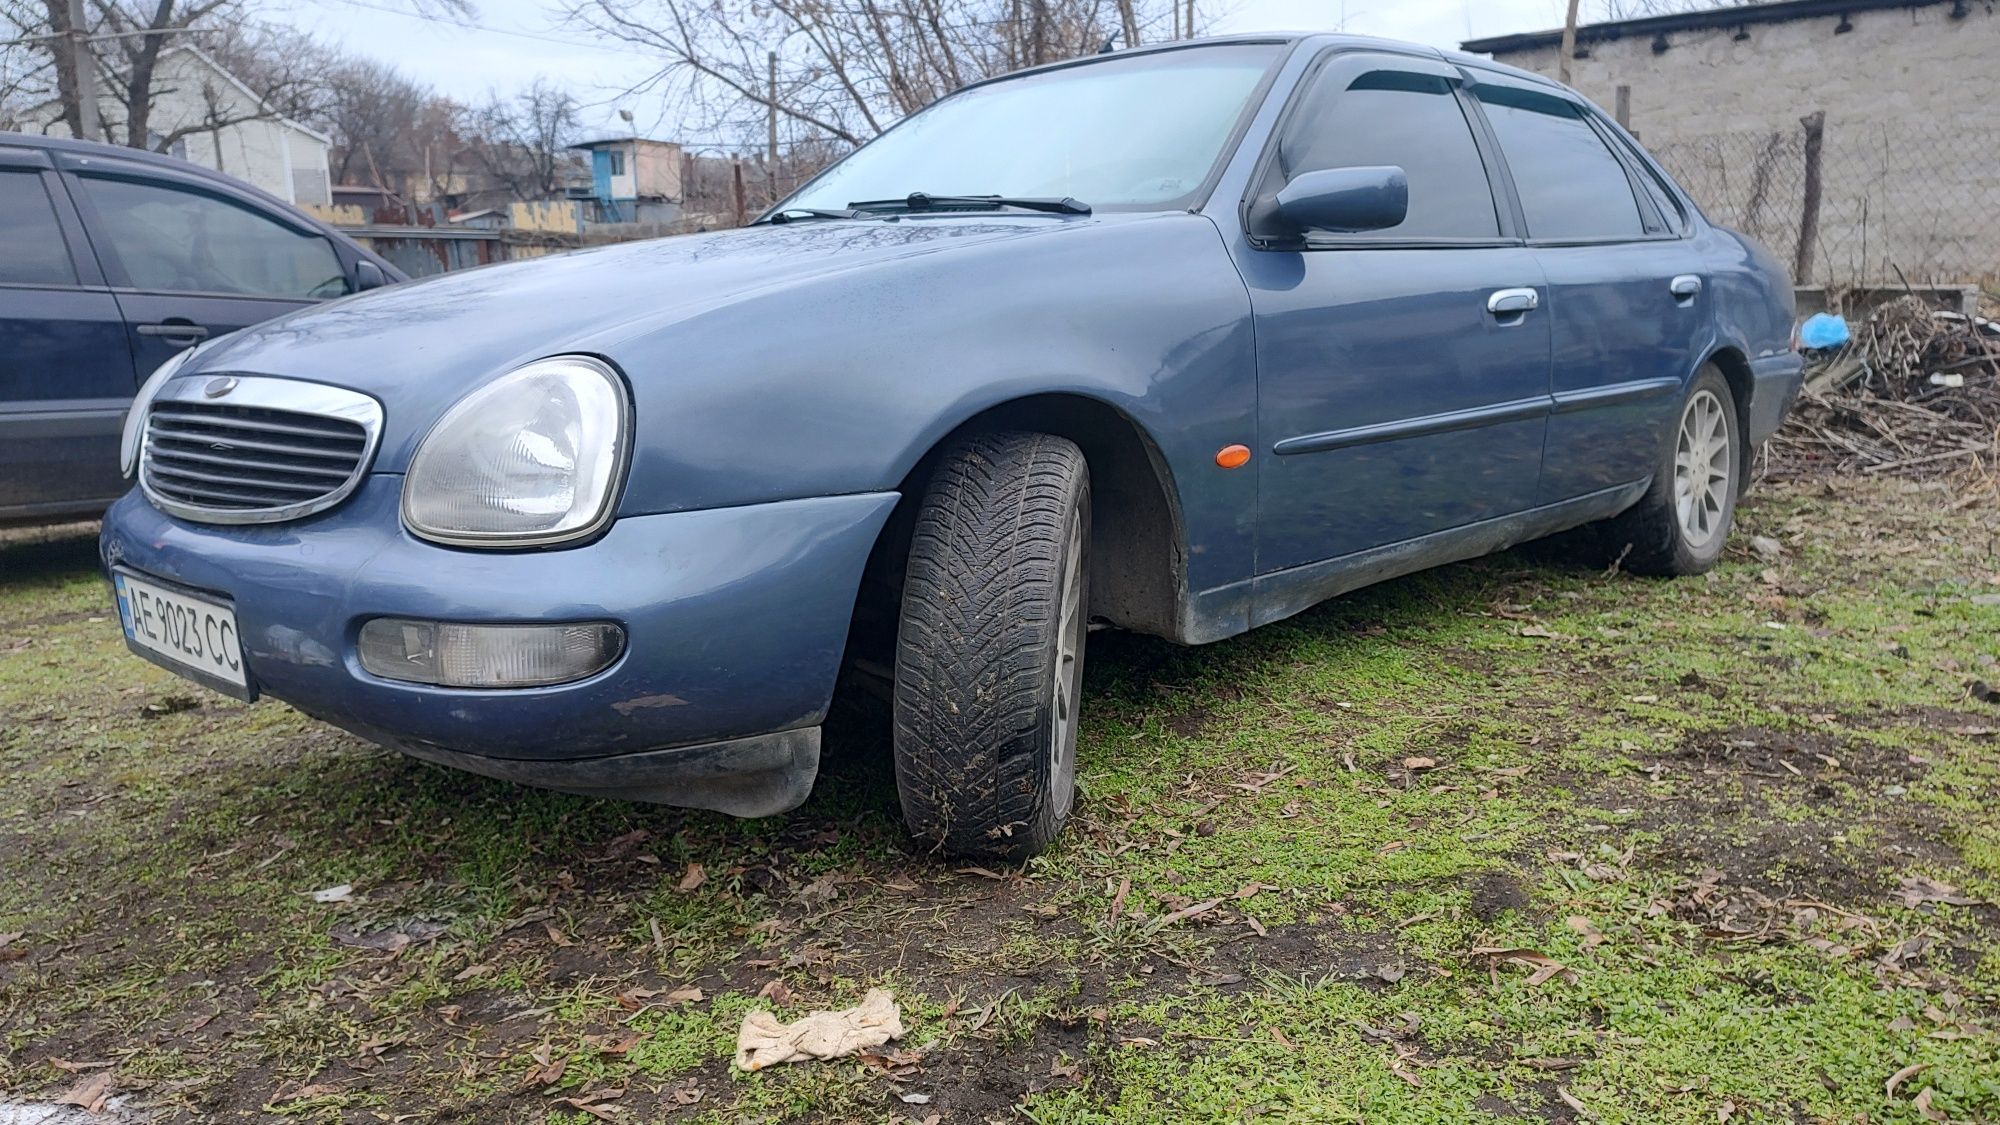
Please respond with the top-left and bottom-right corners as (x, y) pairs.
(863, 393), (1188, 644)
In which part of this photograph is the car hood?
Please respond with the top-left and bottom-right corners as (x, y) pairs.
(194, 216), (1099, 404)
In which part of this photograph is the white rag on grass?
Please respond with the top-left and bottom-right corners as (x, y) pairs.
(733, 988), (905, 1071)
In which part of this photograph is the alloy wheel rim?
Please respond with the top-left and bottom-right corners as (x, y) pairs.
(1048, 509), (1085, 821)
(1673, 389), (1732, 548)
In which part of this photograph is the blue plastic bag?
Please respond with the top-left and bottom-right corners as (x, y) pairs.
(1799, 312), (1850, 350)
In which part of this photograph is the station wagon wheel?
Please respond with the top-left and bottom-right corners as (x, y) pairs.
(891, 430), (1091, 859)
(1601, 364), (1741, 577)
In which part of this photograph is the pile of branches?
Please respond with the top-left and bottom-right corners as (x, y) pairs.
(1771, 295), (2000, 477)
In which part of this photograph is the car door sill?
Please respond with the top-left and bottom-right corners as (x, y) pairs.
(1180, 479), (1649, 644)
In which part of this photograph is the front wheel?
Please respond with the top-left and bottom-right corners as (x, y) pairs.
(1602, 365), (1741, 576)
(891, 430), (1090, 860)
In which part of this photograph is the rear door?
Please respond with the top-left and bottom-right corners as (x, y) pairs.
(58, 155), (352, 375)
(0, 148), (137, 515)
(1234, 50), (1552, 574)
(1466, 73), (1710, 504)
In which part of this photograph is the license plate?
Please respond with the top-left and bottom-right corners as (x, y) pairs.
(114, 570), (251, 700)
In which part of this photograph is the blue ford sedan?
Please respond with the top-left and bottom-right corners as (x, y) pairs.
(100, 34), (1801, 858)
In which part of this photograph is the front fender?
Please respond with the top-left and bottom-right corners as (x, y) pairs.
(602, 213), (1260, 594)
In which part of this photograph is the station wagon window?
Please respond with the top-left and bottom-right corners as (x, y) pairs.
(1475, 86), (1646, 241)
(1273, 68), (1499, 240)
(0, 170), (79, 286)
(76, 176), (350, 299)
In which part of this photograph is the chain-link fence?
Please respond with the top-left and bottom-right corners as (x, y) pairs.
(1651, 116), (2000, 288)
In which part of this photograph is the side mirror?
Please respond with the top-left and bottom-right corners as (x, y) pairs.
(354, 260), (389, 292)
(1253, 165), (1409, 238)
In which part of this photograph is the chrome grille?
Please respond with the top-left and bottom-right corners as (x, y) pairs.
(140, 375), (383, 525)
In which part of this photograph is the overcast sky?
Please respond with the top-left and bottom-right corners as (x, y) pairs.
(279, 0), (1576, 142)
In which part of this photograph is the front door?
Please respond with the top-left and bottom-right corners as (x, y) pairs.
(1467, 75), (1712, 503)
(1233, 51), (1553, 574)
(0, 155), (137, 515)
(60, 161), (351, 376)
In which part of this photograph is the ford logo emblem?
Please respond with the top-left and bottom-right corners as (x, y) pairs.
(203, 376), (239, 399)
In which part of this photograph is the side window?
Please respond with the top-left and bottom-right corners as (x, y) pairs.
(1627, 150), (1689, 235)
(75, 175), (349, 299)
(1274, 67), (1499, 240)
(1475, 86), (1645, 241)
(0, 170), (79, 286)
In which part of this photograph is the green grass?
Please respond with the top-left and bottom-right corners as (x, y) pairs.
(2, 482), (1998, 1122)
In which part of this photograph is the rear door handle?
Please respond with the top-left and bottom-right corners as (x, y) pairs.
(1487, 288), (1539, 317)
(1670, 274), (1703, 301)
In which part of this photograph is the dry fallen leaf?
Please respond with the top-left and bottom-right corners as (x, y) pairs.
(758, 979), (794, 1006)
(1895, 875), (1980, 908)
(56, 1072), (115, 1113)
(1403, 756), (1437, 771)
(1886, 1061), (1930, 1099)
(676, 864), (707, 893)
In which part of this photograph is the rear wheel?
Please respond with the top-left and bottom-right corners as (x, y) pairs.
(891, 430), (1090, 859)
(1601, 365), (1740, 576)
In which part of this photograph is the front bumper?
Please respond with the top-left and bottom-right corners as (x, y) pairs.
(100, 477), (899, 816)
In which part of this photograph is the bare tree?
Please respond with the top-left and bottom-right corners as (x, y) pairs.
(461, 78), (586, 202)
(562, 0), (1202, 153)
(1593, 0), (1757, 18)
(0, 0), (473, 150)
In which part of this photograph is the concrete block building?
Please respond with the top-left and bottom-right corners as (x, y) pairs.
(1463, 0), (2000, 284)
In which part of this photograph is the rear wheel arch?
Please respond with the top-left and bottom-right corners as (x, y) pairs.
(1703, 346), (1756, 492)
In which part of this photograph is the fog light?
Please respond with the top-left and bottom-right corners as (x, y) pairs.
(357, 618), (624, 688)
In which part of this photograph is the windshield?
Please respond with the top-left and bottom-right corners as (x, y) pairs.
(781, 43), (1284, 214)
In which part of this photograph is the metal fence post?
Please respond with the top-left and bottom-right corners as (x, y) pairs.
(731, 158), (747, 227)
(1795, 110), (1825, 284)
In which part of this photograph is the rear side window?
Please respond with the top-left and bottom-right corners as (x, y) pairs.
(1274, 67), (1499, 240)
(1476, 86), (1645, 241)
(76, 175), (349, 299)
(1627, 149), (1688, 235)
(0, 170), (79, 286)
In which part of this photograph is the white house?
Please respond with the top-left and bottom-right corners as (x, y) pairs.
(16, 46), (332, 206)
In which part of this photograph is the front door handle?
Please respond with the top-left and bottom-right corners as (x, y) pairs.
(1487, 287), (1540, 317)
(136, 320), (210, 346)
(1670, 274), (1703, 302)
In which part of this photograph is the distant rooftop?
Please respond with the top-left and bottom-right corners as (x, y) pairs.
(569, 136), (681, 151)
(1461, 0), (1953, 55)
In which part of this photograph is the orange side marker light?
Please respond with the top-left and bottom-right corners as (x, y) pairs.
(1215, 444), (1251, 470)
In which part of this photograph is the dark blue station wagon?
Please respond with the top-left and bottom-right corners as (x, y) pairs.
(0, 133), (400, 525)
(99, 35), (1802, 858)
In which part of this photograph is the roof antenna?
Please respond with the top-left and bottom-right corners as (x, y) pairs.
(1098, 34), (1118, 53)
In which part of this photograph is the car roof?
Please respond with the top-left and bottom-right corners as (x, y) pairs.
(963, 32), (1567, 94)
(0, 129), (233, 173)
(0, 130), (405, 280)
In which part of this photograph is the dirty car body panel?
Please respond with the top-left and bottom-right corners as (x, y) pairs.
(98, 34), (1801, 816)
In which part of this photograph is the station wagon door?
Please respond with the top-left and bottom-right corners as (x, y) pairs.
(59, 157), (352, 377)
(1233, 52), (1552, 575)
(0, 150), (136, 517)
(1465, 74), (1710, 505)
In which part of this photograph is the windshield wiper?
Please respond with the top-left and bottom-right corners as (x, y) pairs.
(849, 192), (1091, 216)
(762, 206), (866, 224)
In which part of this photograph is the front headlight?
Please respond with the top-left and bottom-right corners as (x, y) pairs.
(120, 345), (204, 477)
(403, 355), (630, 547)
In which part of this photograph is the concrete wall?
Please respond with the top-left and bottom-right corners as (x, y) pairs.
(1483, 2), (2000, 284)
